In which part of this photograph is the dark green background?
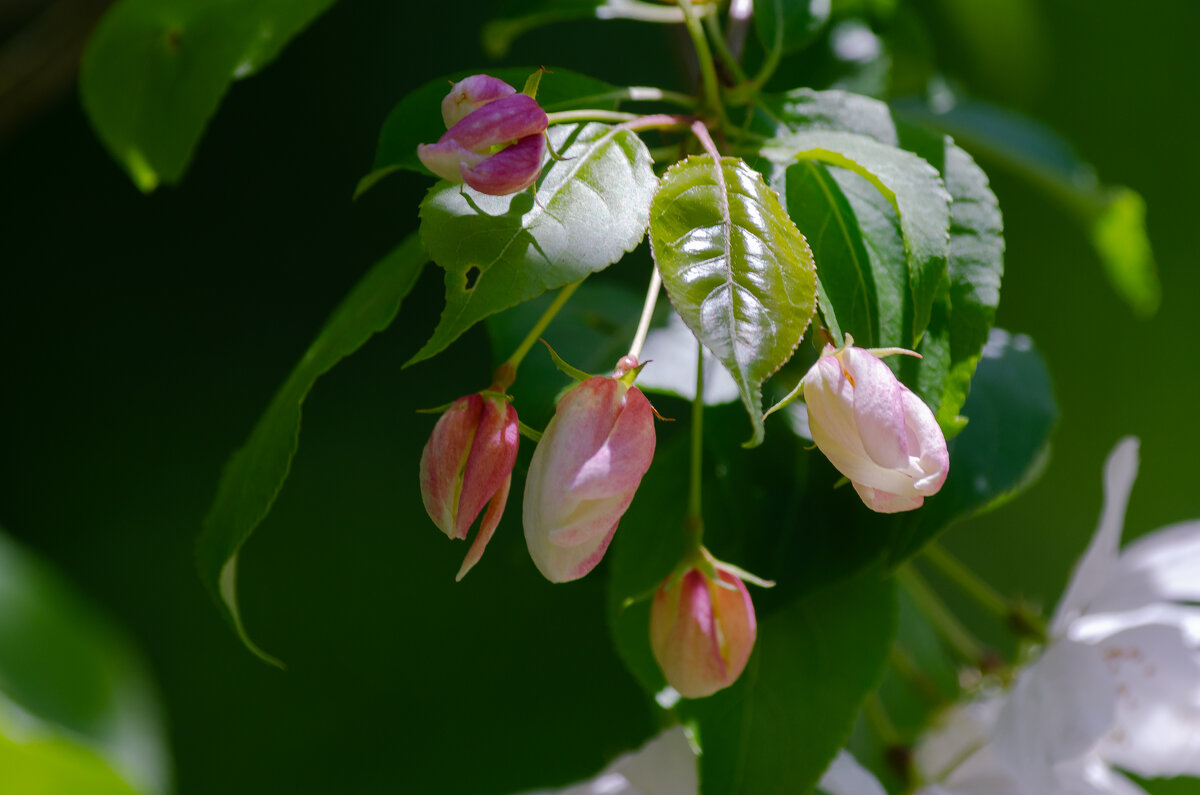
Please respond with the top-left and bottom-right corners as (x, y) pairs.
(2, 0), (1198, 792)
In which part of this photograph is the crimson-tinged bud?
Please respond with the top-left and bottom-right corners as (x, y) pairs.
(417, 75), (548, 195)
(650, 564), (757, 699)
(802, 342), (949, 513)
(420, 392), (519, 580)
(522, 375), (655, 583)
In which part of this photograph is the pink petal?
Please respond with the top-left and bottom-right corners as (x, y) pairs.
(455, 398), (519, 540)
(417, 140), (487, 183)
(460, 133), (546, 195)
(843, 346), (909, 470)
(440, 94), (547, 152)
(441, 74), (516, 129)
(456, 473), (512, 582)
(419, 395), (482, 538)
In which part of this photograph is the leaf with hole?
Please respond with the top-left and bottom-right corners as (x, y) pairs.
(649, 155), (816, 447)
(411, 122), (657, 366)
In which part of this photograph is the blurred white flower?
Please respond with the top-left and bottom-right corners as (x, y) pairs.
(516, 727), (698, 795)
(915, 437), (1200, 794)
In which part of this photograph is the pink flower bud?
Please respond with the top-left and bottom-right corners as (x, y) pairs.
(522, 376), (656, 583)
(440, 74), (517, 128)
(417, 79), (549, 196)
(650, 565), (757, 699)
(802, 344), (949, 513)
(420, 392), (519, 580)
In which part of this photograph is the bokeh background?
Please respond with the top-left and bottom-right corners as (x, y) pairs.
(1, 0), (1198, 792)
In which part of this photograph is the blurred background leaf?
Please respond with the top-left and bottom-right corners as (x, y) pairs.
(0, 526), (169, 795)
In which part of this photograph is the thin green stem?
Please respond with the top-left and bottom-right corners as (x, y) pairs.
(922, 542), (1010, 619)
(610, 86), (699, 108)
(702, 10), (747, 83)
(627, 268), (662, 362)
(889, 645), (948, 707)
(546, 109), (639, 125)
(676, 0), (726, 124)
(503, 280), (582, 372)
(864, 693), (901, 746)
(688, 340), (705, 521)
(896, 565), (988, 666)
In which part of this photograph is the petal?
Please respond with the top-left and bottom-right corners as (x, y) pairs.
(842, 346), (909, 470)
(416, 139), (486, 183)
(817, 751), (887, 795)
(900, 388), (949, 493)
(419, 395), (481, 538)
(455, 473), (511, 582)
(462, 133), (546, 196)
(441, 74), (516, 128)
(852, 482), (924, 513)
(455, 398), (519, 539)
(1104, 520), (1200, 607)
(1051, 437), (1140, 636)
(441, 93), (547, 152)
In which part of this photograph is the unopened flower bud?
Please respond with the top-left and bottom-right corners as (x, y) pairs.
(523, 375), (655, 583)
(650, 564), (757, 699)
(802, 343), (949, 513)
(420, 392), (519, 580)
(417, 75), (548, 196)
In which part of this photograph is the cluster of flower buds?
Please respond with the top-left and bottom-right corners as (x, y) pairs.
(419, 355), (655, 584)
(801, 337), (949, 513)
(650, 558), (758, 699)
(417, 74), (548, 195)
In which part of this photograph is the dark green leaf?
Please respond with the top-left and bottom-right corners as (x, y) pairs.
(356, 67), (620, 198)
(80, 0), (335, 191)
(196, 235), (428, 664)
(755, 0), (831, 57)
(412, 122), (657, 366)
(684, 573), (896, 795)
(649, 155), (817, 447)
(763, 129), (950, 345)
(0, 527), (168, 794)
(893, 97), (1158, 317)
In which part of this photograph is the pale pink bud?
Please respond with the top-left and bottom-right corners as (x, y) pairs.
(522, 376), (656, 583)
(417, 88), (549, 196)
(650, 565), (757, 699)
(420, 393), (519, 580)
(440, 74), (517, 128)
(802, 344), (949, 513)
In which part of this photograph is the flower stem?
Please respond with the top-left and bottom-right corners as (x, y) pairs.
(702, 10), (747, 83)
(896, 564), (989, 666)
(922, 542), (1048, 642)
(676, 0), (726, 124)
(546, 109), (639, 125)
(627, 267), (662, 362)
(503, 280), (583, 372)
(864, 692), (901, 746)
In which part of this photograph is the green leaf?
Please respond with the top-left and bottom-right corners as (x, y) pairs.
(649, 155), (817, 447)
(893, 97), (1159, 317)
(684, 572), (896, 795)
(411, 122), (657, 366)
(755, 0), (832, 57)
(356, 67), (620, 198)
(196, 235), (428, 664)
(0, 527), (168, 794)
(80, 0), (335, 192)
(762, 129), (950, 345)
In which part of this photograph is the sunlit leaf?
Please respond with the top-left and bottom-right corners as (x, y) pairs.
(412, 122), (657, 366)
(649, 155), (817, 447)
(196, 235), (427, 664)
(80, 0), (336, 191)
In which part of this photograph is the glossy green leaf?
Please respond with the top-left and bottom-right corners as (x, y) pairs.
(684, 573), (896, 795)
(0, 528), (168, 794)
(894, 97), (1159, 317)
(762, 129), (950, 345)
(649, 155), (817, 447)
(756, 0), (832, 57)
(80, 0), (335, 191)
(196, 235), (428, 664)
(412, 122), (656, 366)
(356, 66), (620, 198)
